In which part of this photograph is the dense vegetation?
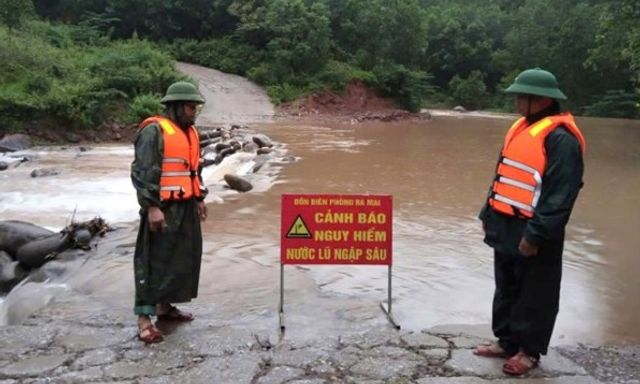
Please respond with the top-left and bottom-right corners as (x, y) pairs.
(1, 0), (638, 133)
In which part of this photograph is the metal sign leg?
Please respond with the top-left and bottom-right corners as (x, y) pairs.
(279, 264), (285, 332)
(380, 265), (400, 329)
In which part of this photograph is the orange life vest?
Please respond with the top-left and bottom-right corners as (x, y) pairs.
(139, 116), (205, 201)
(488, 112), (586, 218)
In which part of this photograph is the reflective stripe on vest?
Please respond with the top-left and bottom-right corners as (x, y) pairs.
(488, 112), (585, 218)
(139, 116), (203, 201)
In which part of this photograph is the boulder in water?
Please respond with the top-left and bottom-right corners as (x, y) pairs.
(242, 142), (258, 153)
(257, 147), (273, 155)
(279, 155), (296, 163)
(215, 143), (231, 152)
(252, 154), (271, 173)
(201, 158), (216, 168)
(229, 140), (242, 151)
(30, 168), (60, 178)
(0, 134), (32, 152)
(214, 147), (236, 165)
(0, 162), (8, 171)
(224, 174), (253, 192)
(253, 134), (274, 148)
(200, 130), (223, 140)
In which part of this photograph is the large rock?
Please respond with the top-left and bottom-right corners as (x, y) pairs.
(214, 147), (236, 165)
(253, 134), (274, 148)
(16, 232), (73, 268)
(224, 174), (253, 192)
(0, 220), (55, 255)
(0, 161), (8, 171)
(30, 168), (60, 178)
(0, 134), (32, 152)
(242, 141), (258, 153)
(215, 143), (231, 152)
(199, 130), (223, 140)
(229, 140), (242, 151)
(200, 137), (221, 147)
(252, 154), (271, 173)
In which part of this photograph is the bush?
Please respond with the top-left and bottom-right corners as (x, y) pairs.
(584, 90), (640, 119)
(0, 21), (181, 130)
(371, 63), (433, 112)
(448, 70), (487, 110)
(265, 83), (306, 105)
(313, 60), (374, 92)
(88, 40), (179, 98)
(0, 0), (34, 30)
(171, 37), (261, 75)
(246, 62), (281, 86)
(127, 93), (163, 123)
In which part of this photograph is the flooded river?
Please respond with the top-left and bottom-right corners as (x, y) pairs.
(1, 114), (638, 346)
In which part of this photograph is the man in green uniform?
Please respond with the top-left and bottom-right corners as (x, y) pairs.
(131, 81), (208, 343)
(475, 69), (585, 375)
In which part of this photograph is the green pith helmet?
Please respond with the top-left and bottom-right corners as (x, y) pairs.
(160, 81), (205, 104)
(505, 68), (567, 100)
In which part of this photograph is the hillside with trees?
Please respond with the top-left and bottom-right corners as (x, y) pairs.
(1, 0), (638, 134)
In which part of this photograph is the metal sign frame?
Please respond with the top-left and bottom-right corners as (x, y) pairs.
(278, 264), (399, 331)
(278, 194), (400, 332)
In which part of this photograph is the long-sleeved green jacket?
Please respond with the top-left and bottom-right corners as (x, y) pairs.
(130, 121), (204, 314)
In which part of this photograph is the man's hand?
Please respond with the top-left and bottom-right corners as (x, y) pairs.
(147, 206), (166, 232)
(197, 201), (208, 222)
(518, 237), (538, 257)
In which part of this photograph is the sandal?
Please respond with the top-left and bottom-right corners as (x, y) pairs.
(473, 342), (508, 358)
(138, 324), (164, 344)
(503, 351), (538, 375)
(157, 305), (194, 322)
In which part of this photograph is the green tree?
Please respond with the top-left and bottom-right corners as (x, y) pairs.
(228, 0), (268, 46)
(0, 0), (34, 30)
(330, 0), (426, 69)
(587, 0), (640, 117)
(448, 70), (487, 110)
(421, 2), (506, 90)
(501, 0), (613, 110)
(262, 0), (331, 77)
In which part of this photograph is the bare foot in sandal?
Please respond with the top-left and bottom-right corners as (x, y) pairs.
(503, 351), (538, 375)
(473, 342), (508, 358)
(137, 315), (163, 344)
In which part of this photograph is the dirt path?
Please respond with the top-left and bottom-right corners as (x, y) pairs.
(176, 62), (274, 126)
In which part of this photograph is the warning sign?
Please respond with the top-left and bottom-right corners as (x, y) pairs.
(281, 194), (392, 265)
(286, 215), (312, 238)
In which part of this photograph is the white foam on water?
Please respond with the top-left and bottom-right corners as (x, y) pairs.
(0, 145), (261, 230)
(0, 146), (138, 230)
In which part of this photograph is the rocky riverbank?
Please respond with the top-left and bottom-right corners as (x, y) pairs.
(0, 217), (637, 383)
(0, 304), (630, 384)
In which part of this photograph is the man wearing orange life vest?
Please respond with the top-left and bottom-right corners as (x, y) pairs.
(130, 81), (208, 343)
(475, 68), (585, 375)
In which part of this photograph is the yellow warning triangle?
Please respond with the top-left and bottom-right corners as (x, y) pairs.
(286, 215), (312, 238)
